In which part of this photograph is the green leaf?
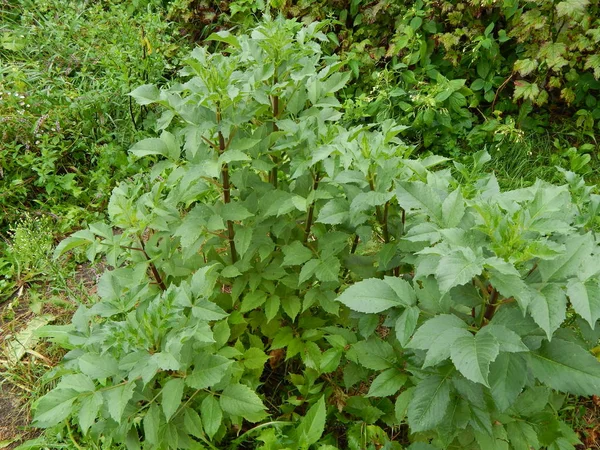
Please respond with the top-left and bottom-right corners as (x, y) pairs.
(219, 384), (267, 422)
(33, 389), (79, 427)
(316, 199), (349, 225)
(436, 248), (485, 294)
(528, 284), (567, 340)
(567, 278), (600, 328)
(538, 233), (593, 282)
(528, 338), (600, 395)
(442, 188), (465, 227)
(220, 202), (253, 221)
(218, 149), (252, 165)
(514, 59), (539, 77)
(395, 306), (420, 347)
(395, 387), (414, 423)
(78, 353), (119, 380)
(130, 132), (179, 160)
(184, 408), (204, 439)
(507, 421), (539, 450)
(366, 368), (407, 397)
(479, 324), (529, 353)
(201, 395), (222, 440)
(192, 299), (229, 321)
(488, 353), (528, 411)
(297, 396), (326, 448)
(383, 277), (417, 306)
(143, 404), (161, 446)
(556, 0), (589, 17)
(353, 338), (396, 370)
(407, 314), (468, 350)
(129, 84), (160, 105)
(234, 226), (253, 258)
(407, 375), (452, 433)
(187, 354), (233, 389)
(282, 242), (313, 266)
(243, 348), (269, 370)
(396, 181), (443, 225)
(162, 378), (185, 422)
(79, 391), (103, 435)
(337, 278), (404, 313)
(241, 290), (267, 313)
(450, 333), (500, 386)
(105, 382), (136, 423)
(513, 81), (539, 102)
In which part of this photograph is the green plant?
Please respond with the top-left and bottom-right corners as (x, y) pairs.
(26, 18), (600, 450)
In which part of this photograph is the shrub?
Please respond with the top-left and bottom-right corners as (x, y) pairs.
(30, 18), (600, 450)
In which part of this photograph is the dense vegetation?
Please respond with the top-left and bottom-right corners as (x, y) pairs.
(1, 1), (599, 449)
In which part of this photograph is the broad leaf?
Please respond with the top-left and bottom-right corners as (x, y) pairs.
(201, 395), (222, 439)
(162, 378), (185, 422)
(407, 375), (452, 433)
(219, 384), (267, 422)
(528, 338), (600, 395)
(450, 333), (500, 386)
(436, 248), (485, 293)
(337, 278), (404, 313)
(105, 382), (136, 422)
(366, 368), (407, 397)
(296, 396), (326, 448)
(396, 181), (443, 225)
(488, 353), (528, 411)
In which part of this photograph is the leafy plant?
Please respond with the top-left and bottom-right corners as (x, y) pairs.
(26, 17), (600, 450)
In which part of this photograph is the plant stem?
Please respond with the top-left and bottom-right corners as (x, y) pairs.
(483, 287), (499, 323)
(217, 106), (238, 264)
(382, 201), (390, 243)
(304, 170), (321, 243)
(139, 236), (166, 291)
(270, 91), (279, 188)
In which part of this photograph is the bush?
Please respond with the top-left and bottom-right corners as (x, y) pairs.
(27, 18), (600, 450)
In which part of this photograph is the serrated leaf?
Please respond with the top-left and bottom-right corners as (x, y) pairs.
(187, 354), (232, 389)
(33, 389), (79, 428)
(142, 404), (161, 446)
(423, 327), (472, 368)
(233, 226), (253, 258)
(220, 202), (253, 221)
(451, 333), (500, 386)
(528, 284), (567, 340)
(129, 84), (160, 105)
(218, 149), (251, 165)
(407, 375), (452, 433)
(396, 181), (443, 225)
(241, 290), (267, 313)
(297, 396), (326, 448)
(353, 338), (396, 370)
(366, 368), (407, 397)
(78, 353), (119, 380)
(316, 198), (349, 225)
(282, 241), (313, 266)
(192, 299), (229, 321)
(383, 277), (416, 306)
(528, 338), (600, 395)
(436, 248), (485, 294)
(442, 188), (465, 227)
(395, 387), (414, 423)
(78, 391), (102, 435)
(556, 0), (589, 17)
(105, 382), (136, 422)
(244, 348), (269, 370)
(479, 324), (529, 353)
(337, 278), (403, 313)
(408, 314), (468, 350)
(161, 379), (184, 422)
(567, 278), (600, 328)
(489, 353), (528, 411)
(220, 384), (267, 422)
(507, 421), (539, 450)
(538, 233), (593, 282)
(184, 408), (204, 439)
(201, 395), (222, 439)
(395, 306), (420, 347)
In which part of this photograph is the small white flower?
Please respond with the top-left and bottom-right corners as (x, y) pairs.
(14, 93), (19, 97)
(35, 140), (40, 145)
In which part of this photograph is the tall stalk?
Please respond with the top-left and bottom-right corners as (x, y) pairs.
(217, 107), (238, 263)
